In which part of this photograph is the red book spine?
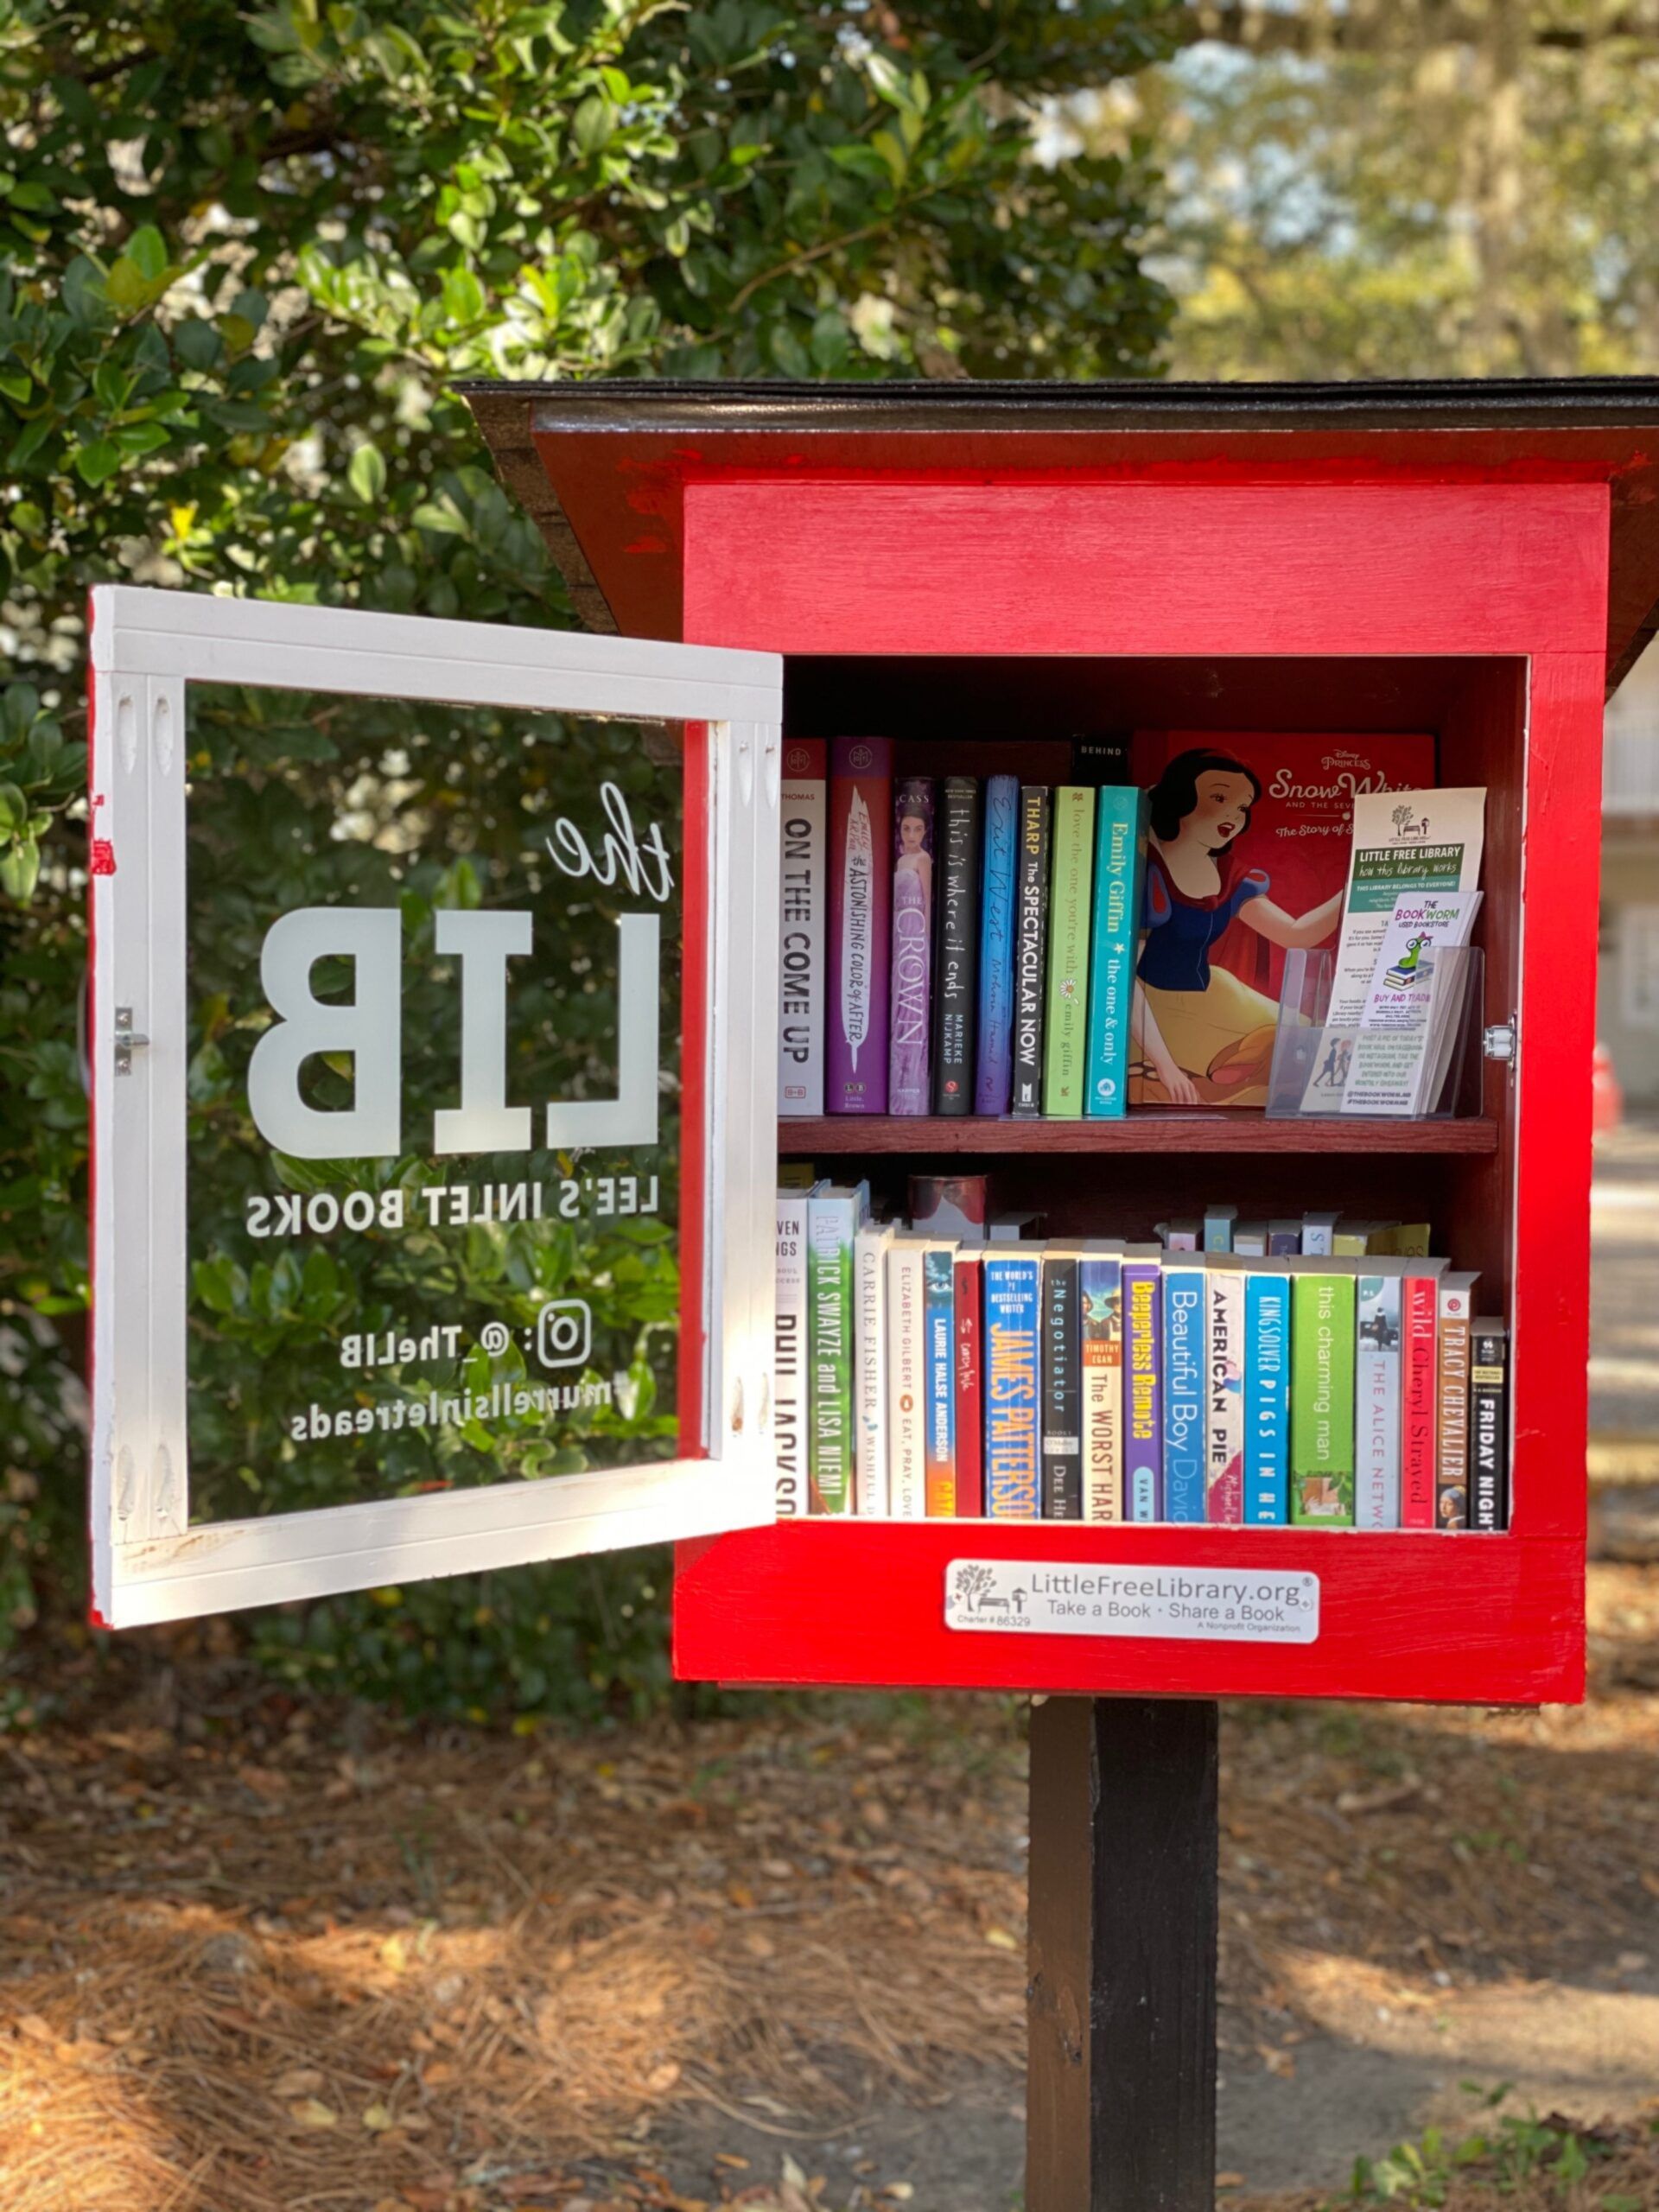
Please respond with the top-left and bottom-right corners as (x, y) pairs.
(954, 1255), (984, 1518)
(1400, 1274), (1439, 1529)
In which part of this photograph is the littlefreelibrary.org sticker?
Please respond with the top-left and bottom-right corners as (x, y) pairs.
(944, 1560), (1320, 1643)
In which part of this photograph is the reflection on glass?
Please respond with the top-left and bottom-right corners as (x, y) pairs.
(184, 684), (685, 1524)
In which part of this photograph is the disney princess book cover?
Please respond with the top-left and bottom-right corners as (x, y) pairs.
(1126, 733), (1435, 1110)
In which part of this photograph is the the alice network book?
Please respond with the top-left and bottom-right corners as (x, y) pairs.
(1127, 731), (1435, 1109)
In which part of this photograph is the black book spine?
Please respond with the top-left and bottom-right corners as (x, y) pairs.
(932, 778), (981, 1116)
(1468, 1322), (1509, 1531)
(1011, 785), (1052, 1116)
(1041, 1255), (1082, 1520)
(1070, 733), (1133, 786)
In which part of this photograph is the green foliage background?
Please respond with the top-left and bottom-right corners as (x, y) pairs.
(0, 0), (1175, 1719)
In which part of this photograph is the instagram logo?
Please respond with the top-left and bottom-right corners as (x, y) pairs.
(536, 1298), (592, 1370)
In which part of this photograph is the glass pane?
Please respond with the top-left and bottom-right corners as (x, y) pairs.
(183, 683), (689, 1525)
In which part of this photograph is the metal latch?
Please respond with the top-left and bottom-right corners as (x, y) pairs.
(114, 1006), (150, 1076)
(1483, 1018), (1517, 1065)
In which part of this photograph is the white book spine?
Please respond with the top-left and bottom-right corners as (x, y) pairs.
(773, 1196), (810, 1516)
(887, 1243), (928, 1518)
(1205, 1266), (1245, 1522)
(854, 1225), (893, 1516)
(1355, 1272), (1403, 1529)
(779, 752), (826, 1116)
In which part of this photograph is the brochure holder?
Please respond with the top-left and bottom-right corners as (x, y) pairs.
(1264, 944), (1485, 1120)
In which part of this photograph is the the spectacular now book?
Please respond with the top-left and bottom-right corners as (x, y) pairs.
(1127, 732), (1434, 1109)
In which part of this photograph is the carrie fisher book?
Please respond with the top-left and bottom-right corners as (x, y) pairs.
(853, 1220), (895, 1516)
(1354, 1263), (1405, 1530)
(954, 1252), (985, 1518)
(976, 774), (1020, 1116)
(1400, 1261), (1446, 1529)
(1435, 1271), (1479, 1529)
(933, 777), (981, 1116)
(1469, 1319), (1510, 1532)
(888, 777), (936, 1116)
(807, 1187), (861, 1514)
(779, 741), (826, 1116)
(1289, 1261), (1357, 1526)
(886, 1237), (930, 1518)
(826, 737), (892, 1115)
(774, 1190), (814, 1516)
(1079, 1248), (1124, 1522)
(1010, 785), (1052, 1116)
(1041, 786), (1096, 1118)
(1085, 786), (1146, 1120)
(1040, 1249), (1084, 1520)
(1160, 1259), (1207, 1524)
(982, 1250), (1041, 1519)
(1122, 1243), (1164, 1522)
(1205, 1257), (1246, 1523)
(924, 1245), (958, 1516)
(1244, 1257), (1290, 1524)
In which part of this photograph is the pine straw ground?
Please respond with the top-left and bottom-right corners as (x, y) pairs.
(1, 1556), (1656, 2212)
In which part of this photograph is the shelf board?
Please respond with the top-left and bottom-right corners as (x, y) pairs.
(779, 1112), (1500, 1156)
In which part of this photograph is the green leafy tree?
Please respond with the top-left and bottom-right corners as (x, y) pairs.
(0, 0), (1176, 1716)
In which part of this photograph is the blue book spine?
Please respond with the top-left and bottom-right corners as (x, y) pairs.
(982, 1254), (1040, 1518)
(1084, 787), (1145, 1120)
(1161, 1264), (1207, 1522)
(1122, 1257), (1163, 1522)
(975, 775), (1020, 1116)
(924, 1246), (957, 1515)
(1245, 1270), (1290, 1524)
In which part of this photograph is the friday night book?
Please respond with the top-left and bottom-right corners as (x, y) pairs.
(1127, 732), (1435, 1109)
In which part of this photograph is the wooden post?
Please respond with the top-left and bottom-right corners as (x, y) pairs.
(1027, 1696), (1219, 2212)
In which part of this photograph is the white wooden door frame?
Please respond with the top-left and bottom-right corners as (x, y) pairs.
(88, 587), (782, 1628)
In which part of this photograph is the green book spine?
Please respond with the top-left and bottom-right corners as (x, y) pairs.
(807, 1192), (857, 1513)
(1041, 785), (1096, 1117)
(1290, 1272), (1356, 1525)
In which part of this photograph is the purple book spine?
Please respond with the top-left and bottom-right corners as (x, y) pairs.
(888, 777), (935, 1116)
(826, 738), (893, 1114)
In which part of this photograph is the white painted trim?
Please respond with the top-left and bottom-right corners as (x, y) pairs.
(87, 588), (782, 1628)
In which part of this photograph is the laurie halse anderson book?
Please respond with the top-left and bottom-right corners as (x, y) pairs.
(827, 738), (892, 1115)
(1128, 732), (1434, 1109)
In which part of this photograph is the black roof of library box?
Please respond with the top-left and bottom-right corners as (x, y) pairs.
(458, 376), (1659, 689)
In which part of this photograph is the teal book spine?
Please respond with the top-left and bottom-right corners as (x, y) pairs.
(1084, 787), (1145, 1120)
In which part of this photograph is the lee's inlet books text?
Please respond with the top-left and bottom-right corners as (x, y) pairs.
(782, 1200), (1505, 1529)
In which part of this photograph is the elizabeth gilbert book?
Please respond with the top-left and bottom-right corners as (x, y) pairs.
(778, 741), (826, 1117)
(889, 777), (936, 1116)
(934, 777), (980, 1116)
(1127, 732), (1435, 1109)
(826, 738), (892, 1115)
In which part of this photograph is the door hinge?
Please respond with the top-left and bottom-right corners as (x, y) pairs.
(1482, 1016), (1517, 1067)
(114, 1006), (150, 1077)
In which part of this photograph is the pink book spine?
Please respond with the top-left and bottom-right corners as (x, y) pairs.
(826, 738), (892, 1114)
(1400, 1274), (1439, 1528)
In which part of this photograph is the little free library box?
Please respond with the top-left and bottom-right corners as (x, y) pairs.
(88, 378), (1659, 1713)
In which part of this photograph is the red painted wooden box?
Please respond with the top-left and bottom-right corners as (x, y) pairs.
(465, 378), (1659, 1707)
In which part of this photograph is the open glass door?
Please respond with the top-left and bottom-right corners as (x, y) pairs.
(88, 588), (781, 1627)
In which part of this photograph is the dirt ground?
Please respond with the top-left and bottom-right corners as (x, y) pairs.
(2, 1130), (1656, 2212)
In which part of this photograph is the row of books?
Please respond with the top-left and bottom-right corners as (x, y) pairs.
(779, 740), (1141, 1118)
(776, 1189), (1510, 1531)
